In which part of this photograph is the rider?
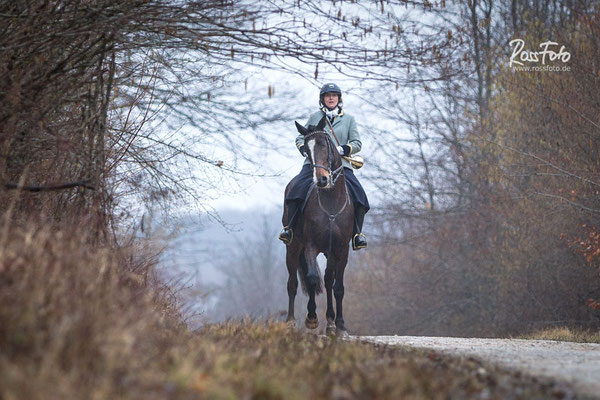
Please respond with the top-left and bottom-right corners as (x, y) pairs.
(278, 82), (369, 250)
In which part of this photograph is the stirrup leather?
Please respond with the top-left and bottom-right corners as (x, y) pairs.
(278, 226), (293, 245)
(352, 233), (367, 250)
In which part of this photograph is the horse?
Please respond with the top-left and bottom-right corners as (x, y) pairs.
(282, 115), (354, 337)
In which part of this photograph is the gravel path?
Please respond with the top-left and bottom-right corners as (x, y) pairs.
(359, 336), (600, 399)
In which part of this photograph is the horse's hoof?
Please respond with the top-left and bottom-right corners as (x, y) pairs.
(285, 317), (296, 326)
(326, 320), (336, 336)
(336, 328), (350, 338)
(305, 315), (319, 330)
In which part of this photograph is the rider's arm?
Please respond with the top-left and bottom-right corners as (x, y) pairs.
(296, 114), (319, 156)
(295, 134), (305, 156)
(346, 115), (362, 155)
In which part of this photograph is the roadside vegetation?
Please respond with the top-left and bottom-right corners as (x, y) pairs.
(520, 327), (600, 344)
(0, 224), (575, 399)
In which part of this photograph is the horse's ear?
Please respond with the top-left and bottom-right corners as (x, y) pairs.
(295, 121), (309, 136)
(315, 115), (326, 131)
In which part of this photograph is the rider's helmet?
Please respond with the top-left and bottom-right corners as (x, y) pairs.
(319, 82), (342, 108)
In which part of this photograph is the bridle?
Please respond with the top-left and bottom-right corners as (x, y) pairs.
(304, 130), (350, 256)
(304, 130), (344, 187)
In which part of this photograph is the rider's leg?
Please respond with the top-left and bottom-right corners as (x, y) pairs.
(279, 164), (313, 245)
(342, 168), (368, 250)
(352, 204), (368, 250)
(279, 200), (302, 244)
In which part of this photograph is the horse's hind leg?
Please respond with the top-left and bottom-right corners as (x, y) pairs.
(324, 259), (336, 336)
(285, 248), (300, 323)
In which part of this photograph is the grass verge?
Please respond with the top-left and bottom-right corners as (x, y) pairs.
(519, 327), (600, 343)
(0, 224), (577, 399)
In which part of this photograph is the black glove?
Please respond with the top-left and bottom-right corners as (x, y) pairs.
(340, 145), (351, 156)
(299, 145), (308, 157)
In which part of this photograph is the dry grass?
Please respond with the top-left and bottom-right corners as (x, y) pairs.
(0, 223), (185, 400)
(0, 223), (577, 399)
(521, 327), (600, 343)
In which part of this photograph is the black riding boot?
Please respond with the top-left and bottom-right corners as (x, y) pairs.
(279, 200), (301, 245)
(352, 205), (368, 250)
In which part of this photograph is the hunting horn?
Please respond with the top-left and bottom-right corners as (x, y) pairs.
(324, 115), (365, 170)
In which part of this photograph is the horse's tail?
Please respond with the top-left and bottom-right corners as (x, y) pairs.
(297, 251), (323, 295)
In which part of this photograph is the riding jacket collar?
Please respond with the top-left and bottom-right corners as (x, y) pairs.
(321, 106), (344, 122)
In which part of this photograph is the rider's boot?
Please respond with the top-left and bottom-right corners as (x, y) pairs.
(352, 205), (368, 250)
(279, 200), (301, 245)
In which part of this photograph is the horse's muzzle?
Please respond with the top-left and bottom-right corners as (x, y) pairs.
(317, 175), (329, 188)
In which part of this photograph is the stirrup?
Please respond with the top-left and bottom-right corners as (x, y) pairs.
(278, 226), (293, 245)
(352, 233), (367, 250)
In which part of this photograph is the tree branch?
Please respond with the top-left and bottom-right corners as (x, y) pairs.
(4, 180), (95, 192)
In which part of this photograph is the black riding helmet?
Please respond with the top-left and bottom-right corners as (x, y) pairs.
(319, 82), (342, 108)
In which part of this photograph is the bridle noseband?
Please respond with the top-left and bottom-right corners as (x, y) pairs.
(304, 130), (344, 187)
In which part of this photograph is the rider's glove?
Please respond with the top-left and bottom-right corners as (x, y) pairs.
(337, 145), (351, 156)
(299, 145), (308, 158)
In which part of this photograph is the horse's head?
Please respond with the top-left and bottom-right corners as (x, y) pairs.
(295, 116), (343, 189)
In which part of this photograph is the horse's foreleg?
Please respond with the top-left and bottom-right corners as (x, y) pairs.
(285, 250), (299, 323)
(334, 254), (349, 337)
(324, 260), (336, 335)
(303, 247), (319, 329)
(286, 275), (297, 323)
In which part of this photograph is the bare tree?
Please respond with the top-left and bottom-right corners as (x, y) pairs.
(0, 0), (455, 239)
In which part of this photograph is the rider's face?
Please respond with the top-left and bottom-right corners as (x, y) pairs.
(323, 93), (339, 109)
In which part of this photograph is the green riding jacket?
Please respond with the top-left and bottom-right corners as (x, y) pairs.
(295, 109), (362, 170)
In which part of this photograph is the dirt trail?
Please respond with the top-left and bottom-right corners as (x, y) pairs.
(359, 336), (600, 399)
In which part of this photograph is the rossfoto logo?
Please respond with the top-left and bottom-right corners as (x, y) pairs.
(509, 39), (571, 72)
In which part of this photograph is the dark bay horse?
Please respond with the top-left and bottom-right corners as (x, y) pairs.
(282, 116), (354, 337)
